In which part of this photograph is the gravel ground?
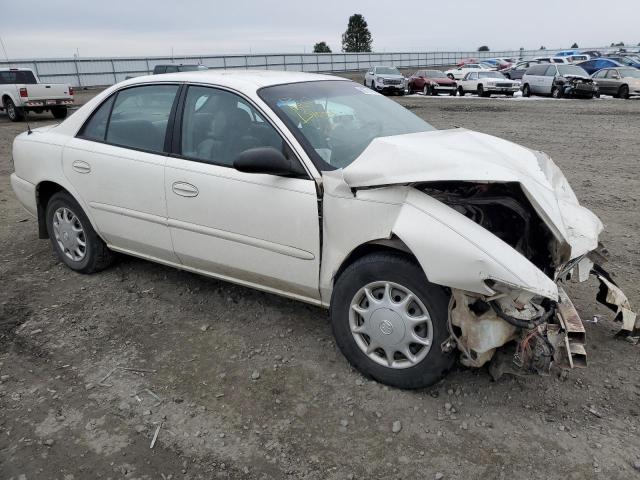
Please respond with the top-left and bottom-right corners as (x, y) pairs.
(1, 89), (639, 480)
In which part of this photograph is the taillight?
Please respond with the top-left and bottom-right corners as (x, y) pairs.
(19, 87), (28, 98)
(68, 86), (74, 96)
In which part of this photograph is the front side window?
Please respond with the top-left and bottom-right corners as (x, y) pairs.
(545, 66), (557, 76)
(180, 86), (284, 166)
(105, 84), (179, 153)
(592, 69), (607, 79)
(259, 80), (434, 170)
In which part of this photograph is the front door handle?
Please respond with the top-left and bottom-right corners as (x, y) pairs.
(72, 160), (91, 174)
(172, 181), (199, 197)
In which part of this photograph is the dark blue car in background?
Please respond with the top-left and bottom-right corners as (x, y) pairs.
(606, 56), (640, 69)
(577, 58), (625, 75)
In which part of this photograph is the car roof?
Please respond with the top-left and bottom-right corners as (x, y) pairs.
(120, 69), (344, 92)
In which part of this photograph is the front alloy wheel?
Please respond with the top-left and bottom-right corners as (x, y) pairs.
(330, 252), (454, 389)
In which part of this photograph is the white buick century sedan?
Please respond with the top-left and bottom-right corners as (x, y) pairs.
(11, 70), (636, 388)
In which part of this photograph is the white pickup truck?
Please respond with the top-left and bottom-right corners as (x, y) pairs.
(0, 68), (74, 122)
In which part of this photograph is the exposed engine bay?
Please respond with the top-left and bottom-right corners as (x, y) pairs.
(417, 181), (638, 376)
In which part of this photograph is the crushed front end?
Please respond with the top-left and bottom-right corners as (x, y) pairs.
(417, 180), (637, 376)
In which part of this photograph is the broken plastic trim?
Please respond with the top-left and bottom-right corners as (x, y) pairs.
(490, 299), (557, 330)
(591, 264), (638, 335)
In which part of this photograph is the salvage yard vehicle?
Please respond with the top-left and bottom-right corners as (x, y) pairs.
(577, 58), (624, 75)
(501, 61), (536, 80)
(10, 71), (637, 389)
(0, 68), (74, 121)
(407, 70), (456, 95)
(522, 64), (598, 98)
(591, 67), (640, 98)
(364, 66), (405, 95)
(444, 63), (491, 80)
(152, 64), (208, 74)
(457, 71), (520, 97)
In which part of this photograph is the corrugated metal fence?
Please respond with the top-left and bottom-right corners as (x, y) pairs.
(0, 48), (602, 87)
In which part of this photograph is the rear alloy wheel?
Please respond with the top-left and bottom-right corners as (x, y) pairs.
(5, 98), (24, 122)
(330, 252), (454, 389)
(618, 85), (630, 99)
(46, 192), (116, 273)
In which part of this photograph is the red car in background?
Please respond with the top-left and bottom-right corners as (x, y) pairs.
(407, 69), (457, 95)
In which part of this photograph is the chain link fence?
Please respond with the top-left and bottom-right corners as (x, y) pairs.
(0, 47), (607, 87)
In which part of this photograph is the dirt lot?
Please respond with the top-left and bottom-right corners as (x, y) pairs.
(1, 89), (639, 480)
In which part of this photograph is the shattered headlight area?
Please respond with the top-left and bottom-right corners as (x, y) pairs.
(447, 258), (638, 379)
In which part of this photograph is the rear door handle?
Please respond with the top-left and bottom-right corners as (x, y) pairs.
(172, 181), (199, 197)
(72, 160), (91, 174)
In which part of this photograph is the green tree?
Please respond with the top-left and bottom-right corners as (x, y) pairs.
(571, 42), (579, 48)
(478, 45), (490, 52)
(313, 42), (332, 53)
(540, 45), (547, 50)
(341, 14), (372, 52)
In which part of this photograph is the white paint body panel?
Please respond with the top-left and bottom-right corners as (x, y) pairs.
(10, 71), (604, 309)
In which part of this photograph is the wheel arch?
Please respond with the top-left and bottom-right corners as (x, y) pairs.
(333, 236), (418, 282)
(1, 94), (13, 108)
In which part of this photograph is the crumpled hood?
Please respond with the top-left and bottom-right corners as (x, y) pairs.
(342, 128), (603, 260)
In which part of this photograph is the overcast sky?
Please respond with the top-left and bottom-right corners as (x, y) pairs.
(2, 0), (638, 59)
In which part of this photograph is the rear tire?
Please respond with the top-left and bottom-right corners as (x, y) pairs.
(330, 252), (455, 389)
(447, 73), (455, 80)
(46, 192), (116, 274)
(51, 106), (68, 119)
(458, 86), (465, 96)
(423, 84), (430, 96)
(5, 98), (24, 122)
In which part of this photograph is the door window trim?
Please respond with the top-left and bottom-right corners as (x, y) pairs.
(75, 82), (183, 157)
(169, 83), (313, 180)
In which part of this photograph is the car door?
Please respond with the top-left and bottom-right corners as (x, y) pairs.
(593, 69), (611, 94)
(62, 84), (180, 262)
(604, 69), (622, 95)
(164, 85), (321, 301)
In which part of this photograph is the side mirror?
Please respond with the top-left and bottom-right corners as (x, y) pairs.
(233, 147), (306, 177)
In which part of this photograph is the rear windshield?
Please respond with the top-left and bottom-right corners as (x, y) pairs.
(0, 70), (37, 84)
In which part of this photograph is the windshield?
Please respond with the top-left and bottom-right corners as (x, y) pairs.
(478, 71), (505, 79)
(619, 68), (640, 78)
(424, 70), (445, 77)
(375, 67), (400, 75)
(259, 80), (434, 170)
(557, 65), (588, 76)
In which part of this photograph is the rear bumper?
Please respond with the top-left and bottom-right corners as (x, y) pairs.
(10, 173), (37, 217)
(23, 99), (73, 107)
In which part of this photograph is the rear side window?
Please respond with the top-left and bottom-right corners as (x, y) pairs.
(105, 85), (179, 153)
(0, 70), (37, 84)
(544, 66), (557, 76)
(79, 95), (115, 141)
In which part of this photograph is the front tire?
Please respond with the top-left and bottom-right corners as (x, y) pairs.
(5, 98), (24, 122)
(457, 86), (465, 96)
(522, 84), (531, 97)
(46, 192), (116, 274)
(330, 252), (454, 389)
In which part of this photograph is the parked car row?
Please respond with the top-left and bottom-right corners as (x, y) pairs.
(370, 46), (640, 100)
